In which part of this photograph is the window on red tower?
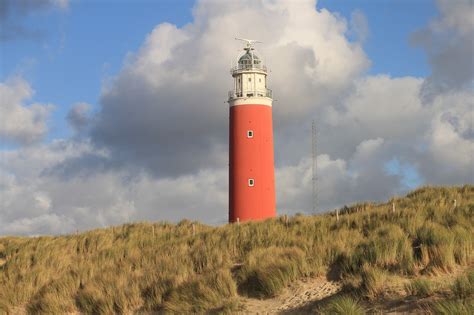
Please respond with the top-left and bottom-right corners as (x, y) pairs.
(248, 179), (255, 187)
(247, 130), (254, 138)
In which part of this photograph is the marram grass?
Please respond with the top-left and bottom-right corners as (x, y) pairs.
(320, 295), (366, 315)
(404, 278), (435, 297)
(0, 185), (472, 314)
(451, 270), (474, 300)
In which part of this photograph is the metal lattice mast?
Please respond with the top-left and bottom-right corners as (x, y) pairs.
(312, 120), (318, 214)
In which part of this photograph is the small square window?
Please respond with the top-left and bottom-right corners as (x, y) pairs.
(248, 78), (251, 82)
(248, 179), (255, 187)
(247, 130), (254, 138)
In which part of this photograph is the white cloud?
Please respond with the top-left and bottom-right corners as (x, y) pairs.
(419, 91), (474, 184)
(2, 213), (75, 236)
(0, 140), (229, 235)
(91, 0), (369, 177)
(411, 0), (474, 100)
(0, 77), (53, 145)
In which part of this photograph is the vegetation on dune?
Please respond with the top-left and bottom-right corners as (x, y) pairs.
(432, 299), (473, 315)
(430, 270), (474, 315)
(451, 270), (474, 300)
(320, 295), (365, 315)
(235, 246), (308, 298)
(404, 278), (435, 297)
(0, 185), (473, 314)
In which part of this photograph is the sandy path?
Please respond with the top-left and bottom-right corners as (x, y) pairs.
(241, 277), (343, 314)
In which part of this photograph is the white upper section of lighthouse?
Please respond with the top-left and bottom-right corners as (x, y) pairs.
(228, 39), (272, 106)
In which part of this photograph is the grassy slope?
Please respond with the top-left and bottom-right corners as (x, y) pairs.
(0, 185), (472, 314)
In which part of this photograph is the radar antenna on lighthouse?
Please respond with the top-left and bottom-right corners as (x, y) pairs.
(235, 38), (263, 47)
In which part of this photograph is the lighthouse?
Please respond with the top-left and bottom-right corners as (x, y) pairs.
(228, 39), (276, 223)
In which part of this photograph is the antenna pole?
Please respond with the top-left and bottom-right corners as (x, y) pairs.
(312, 120), (318, 214)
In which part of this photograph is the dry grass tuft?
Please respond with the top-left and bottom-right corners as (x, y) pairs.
(451, 270), (474, 300)
(431, 299), (474, 315)
(404, 278), (435, 297)
(320, 295), (366, 315)
(236, 246), (308, 298)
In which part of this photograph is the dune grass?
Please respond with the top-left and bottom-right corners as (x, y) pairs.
(235, 246), (308, 298)
(451, 270), (474, 300)
(320, 295), (365, 315)
(0, 185), (472, 313)
(427, 270), (474, 315)
(404, 278), (435, 297)
(431, 299), (474, 315)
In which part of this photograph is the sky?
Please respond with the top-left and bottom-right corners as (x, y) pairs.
(1, 0), (473, 235)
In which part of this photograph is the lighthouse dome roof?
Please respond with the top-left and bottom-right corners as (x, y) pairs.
(238, 50), (261, 67)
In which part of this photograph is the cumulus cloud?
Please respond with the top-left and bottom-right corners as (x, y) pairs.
(0, 0), (69, 41)
(1, 137), (394, 235)
(0, 0), (472, 235)
(91, 0), (369, 178)
(67, 102), (92, 134)
(418, 91), (474, 184)
(0, 140), (229, 235)
(2, 214), (75, 236)
(276, 138), (401, 215)
(411, 0), (474, 100)
(0, 77), (53, 145)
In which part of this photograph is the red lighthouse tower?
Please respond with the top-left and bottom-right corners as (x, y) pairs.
(228, 39), (276, 223)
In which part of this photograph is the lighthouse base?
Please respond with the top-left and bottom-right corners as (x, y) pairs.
(229, 104), (276, 223)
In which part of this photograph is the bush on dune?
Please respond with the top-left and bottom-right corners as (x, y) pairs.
(162, 269), (238, 313)
(432, 299), (473, 315)
(359, 264), (387, 300)
(451, 271), (474, 300)
(415, 222), (456, 272)
(320, 295), (366, 315)
(404, 278), (435, 297)
(236, 246), (308, 298)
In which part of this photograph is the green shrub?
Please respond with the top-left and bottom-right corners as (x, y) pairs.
(340, 225), (414, 275)
(452, 226), (473, 265)
(75, 285), (110, 314)
(162, 269), (237, 313)
(75, 271), (143, 315)
(359, 265), (387, 300)
(415, 223), (456, 272)
(236, 247), (307, 298)
(189, 238), (231, 273)
(404, 279), (435, 297)
(140, 275), (179, 311)
(320, 296), (365, 315)
(0, 242), (5, 258)
(432, 299), (473, 315)
(27, 272), (80, 314)
(451, 271), (474, 300)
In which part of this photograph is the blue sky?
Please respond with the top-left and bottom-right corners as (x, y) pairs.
(3, 0), (437, 142)
(321, 0), (437, 76)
